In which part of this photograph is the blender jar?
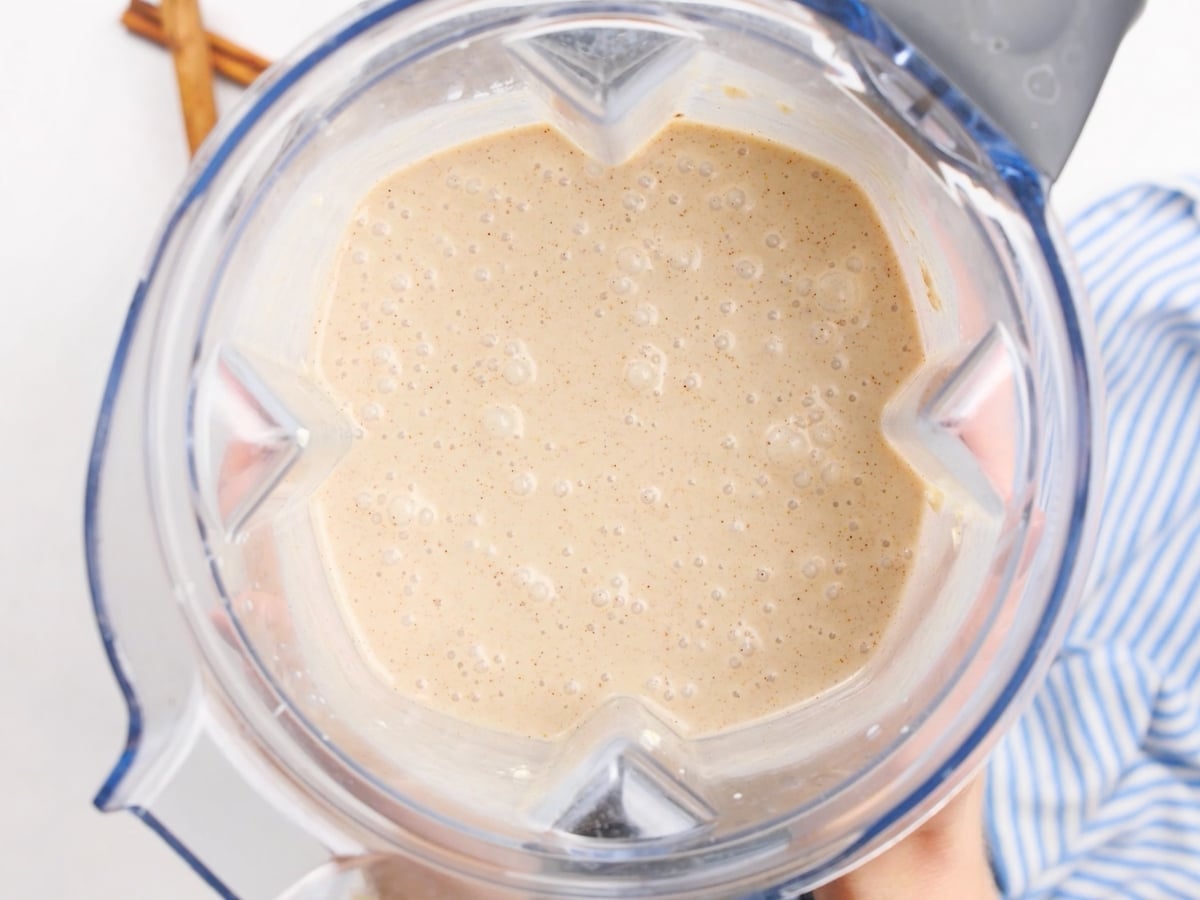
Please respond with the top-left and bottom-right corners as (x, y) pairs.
(87, 0), (1118, 896)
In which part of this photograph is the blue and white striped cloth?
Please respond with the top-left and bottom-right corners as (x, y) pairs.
(987, 178), (1200, 899)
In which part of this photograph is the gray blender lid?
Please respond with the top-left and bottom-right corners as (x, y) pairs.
(870, 0), (1145, 178)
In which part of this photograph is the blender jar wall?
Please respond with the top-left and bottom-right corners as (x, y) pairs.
(89, 1), (1100, 897)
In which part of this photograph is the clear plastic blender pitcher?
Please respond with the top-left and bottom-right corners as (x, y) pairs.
(87, 0), (1131, 896)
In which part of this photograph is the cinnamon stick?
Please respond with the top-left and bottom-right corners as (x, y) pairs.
(122, 0), (270, 88)
(160, 0), (218, 154)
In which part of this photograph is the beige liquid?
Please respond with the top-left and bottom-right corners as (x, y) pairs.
(311, 121), (926, 739)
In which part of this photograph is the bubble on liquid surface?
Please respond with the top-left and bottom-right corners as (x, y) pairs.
(817, 271), (859, 312)
(514, 565), (554, 602)
(765, 421), (810, 467)
(502, 344), (537, 386)
(626, 361), (657, 392)
(483, 405), (524, 438)
(714, 331), (736, 353)
(844, 302), (872, 330)
(668, 243), (702, 272)
(632, 302), (659, 327)
(512, 472), (538, 496)
(812, 424), (835, 448)
(821, 461), (843, 485)
(811, 321), (839, 346)
(389, 494), (419, 524)
(730, 624), (762, 654)
(611, 275), (637, 295)
(617, 246), (651, 274)
(625, 343), (667, 394)
(787, 275), (813, 298)
(734, 257), (762, 281)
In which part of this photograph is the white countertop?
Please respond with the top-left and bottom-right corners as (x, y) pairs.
(1, 2), (1197, 896)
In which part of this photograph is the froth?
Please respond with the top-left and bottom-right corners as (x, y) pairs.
(312, 120), (927, 739)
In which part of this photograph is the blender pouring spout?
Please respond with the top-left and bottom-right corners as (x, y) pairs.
(867, 0), (1144, 179)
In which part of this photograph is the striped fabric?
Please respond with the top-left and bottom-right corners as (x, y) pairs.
(986, 179), (1200, 899)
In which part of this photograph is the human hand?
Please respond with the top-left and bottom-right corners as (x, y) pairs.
(813, 777), (997, 900)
